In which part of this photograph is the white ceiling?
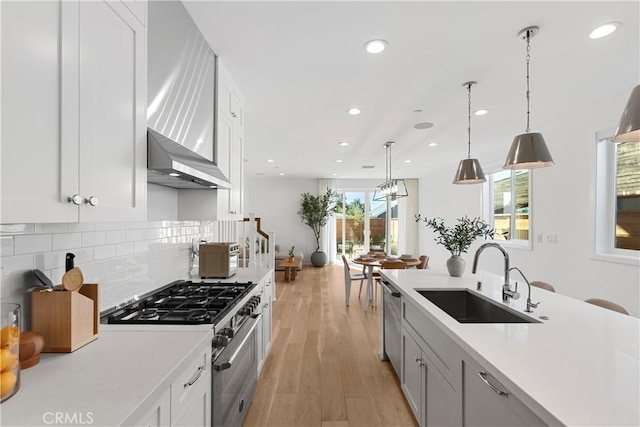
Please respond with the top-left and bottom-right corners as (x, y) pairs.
(182, 1), (639, 181)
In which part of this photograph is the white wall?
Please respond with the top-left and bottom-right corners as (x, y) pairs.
(418, 90), (640, 317)
(244, 176), (318, 263)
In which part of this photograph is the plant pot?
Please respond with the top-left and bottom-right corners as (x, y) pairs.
(288, 256), (294, 262)
(446, 255), (465, 277)
(310, 251), (327, 267)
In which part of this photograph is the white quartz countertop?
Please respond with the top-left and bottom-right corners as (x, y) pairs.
(380, 268), (640, 427)
(0, 329), (212, 427)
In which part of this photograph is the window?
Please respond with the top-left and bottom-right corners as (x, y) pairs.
(486, 169), (531, 247)
(595, 132), (640, 263)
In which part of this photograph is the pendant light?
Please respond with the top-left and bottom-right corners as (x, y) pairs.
(453, 81), (486, 184)
(612, 84), (640, 142)
(504, 26), (555, 170)
(373, 141), (408, 201)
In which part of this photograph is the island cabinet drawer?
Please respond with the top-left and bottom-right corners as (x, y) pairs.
(403, 299), (461, 389)
(170, 340), (212, 426)
(463, 356), (547, 427)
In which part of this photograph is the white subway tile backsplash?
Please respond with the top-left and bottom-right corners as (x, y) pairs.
(1, 224), (35, 235)
(35, 223), (69, 234)
(116, 242), (134, 257)
(82, 231), (106, 247)
(1, 237), (14, 256)
(105, 230), (126, 244)
(14, 234), (51, 255)
(94, 244), (116, 260)
(125, 229), (143, 242)
(52, 233), (82, 251)
(67, 223), (95, 233)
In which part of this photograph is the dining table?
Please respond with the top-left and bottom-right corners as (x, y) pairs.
(352, 256), (421, 310)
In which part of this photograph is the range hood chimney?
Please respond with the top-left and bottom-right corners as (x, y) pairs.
(147, 128), (230, 189)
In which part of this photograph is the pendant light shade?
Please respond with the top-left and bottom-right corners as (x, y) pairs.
(503, 132), (554, 169)
(453, 81), (486, 184)
(503, 26), (554, 170)
(612, 84), (640, 143)
(453, 158), (486, 183)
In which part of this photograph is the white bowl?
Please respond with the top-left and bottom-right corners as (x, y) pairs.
(400, 254), (413, 259)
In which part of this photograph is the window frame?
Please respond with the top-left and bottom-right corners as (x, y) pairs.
(483, 164), (533, 251)
(593, 129), (639, 265)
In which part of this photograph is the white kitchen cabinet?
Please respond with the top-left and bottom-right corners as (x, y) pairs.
(133, 388), (171, 427)
(256, 273), (273, 374)
(463, 357), (546, 427)
(1, 0), (146, 223)
(215, 60), (245, 220)
(170, 340), (211, 426)
(401, 325), (425, 424)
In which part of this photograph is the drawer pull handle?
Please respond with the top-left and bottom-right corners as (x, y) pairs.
(184, 365), (206, 388)
(478, 371), (509, 397)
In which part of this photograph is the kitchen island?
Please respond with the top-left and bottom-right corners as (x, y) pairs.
(379, 268), (639, 427)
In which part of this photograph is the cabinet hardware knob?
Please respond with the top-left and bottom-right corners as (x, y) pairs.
(85, 196), (99, 207)
(415, 357), (424, 367)
(68, 194), (83, 205)
(478, 371), (509, 397)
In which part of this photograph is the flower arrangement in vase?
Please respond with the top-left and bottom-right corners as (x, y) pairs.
(416, 215), (494, 277)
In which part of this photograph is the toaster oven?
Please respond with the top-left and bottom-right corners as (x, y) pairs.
(199, 242), (241, 278)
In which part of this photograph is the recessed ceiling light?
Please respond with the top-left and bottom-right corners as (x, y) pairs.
(589, 22), (621, 39)
(364, 39), (388, 54)
(267, 159), (274, 163)
(338, 141), (349, 146)
(405, 160), (412, 163)
(332, 173), (338, 176)
(335, 159), (343, 163)
(474, 109), (489, 116)
(428, 142), (438, 147)
(256, 173), (265, 176)
(347, 107), (361, 115)
(279, 173), (285, 176)
(414, 122), (434, 130)
(169, 172), (180, 177)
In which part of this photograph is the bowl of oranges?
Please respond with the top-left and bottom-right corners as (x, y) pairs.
(1, 304), (20, 403)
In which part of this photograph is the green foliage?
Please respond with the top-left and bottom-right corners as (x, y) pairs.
(416, 215), (494, 256)
(298, 189), (338, 252)
(288, 246), (295, 257)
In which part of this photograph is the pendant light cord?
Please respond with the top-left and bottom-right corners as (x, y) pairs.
(525, 30), (532, 133)
(467, 83), (472, 159)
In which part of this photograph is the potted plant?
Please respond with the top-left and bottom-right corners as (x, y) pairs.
(416, 215), (493, 277)
(288, 246), (295, 261)
(298, 189), (338, 267)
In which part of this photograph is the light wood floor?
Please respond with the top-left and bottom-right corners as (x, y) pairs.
(243, 264), (418, 427)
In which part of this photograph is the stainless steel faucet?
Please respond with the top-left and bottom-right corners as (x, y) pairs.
(508, 267), (540, 313)
(472, 242), (518, 302)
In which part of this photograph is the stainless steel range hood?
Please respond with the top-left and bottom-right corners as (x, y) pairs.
(147, 128), (230, 189)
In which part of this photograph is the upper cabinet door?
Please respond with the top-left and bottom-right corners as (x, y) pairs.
(0, 0), (147, 224)
(1, 1), (79, 223)
(77, 0), (147, 222)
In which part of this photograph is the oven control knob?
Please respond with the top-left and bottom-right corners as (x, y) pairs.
(213, 335), (229, 349)
(242, 306), (252, 315)
(221, 328), (234, 338)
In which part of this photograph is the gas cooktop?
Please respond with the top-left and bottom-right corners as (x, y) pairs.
(101, 280), (256, 325)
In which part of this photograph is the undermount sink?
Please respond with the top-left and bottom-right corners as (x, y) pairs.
(418, 289), (540, 324)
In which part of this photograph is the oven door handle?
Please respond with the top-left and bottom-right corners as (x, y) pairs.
(213, 314), (262, 372)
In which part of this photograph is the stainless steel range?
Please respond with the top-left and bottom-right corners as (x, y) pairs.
(101, 279), (261, 427)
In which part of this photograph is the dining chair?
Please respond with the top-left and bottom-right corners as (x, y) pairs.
(530, 280), (555, 292)
(342, 255), (365, 306)
(584, 298), (630, 315)
(417, 255), (429, 269)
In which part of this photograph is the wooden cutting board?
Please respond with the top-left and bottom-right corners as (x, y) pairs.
(62, 267), (84, 292)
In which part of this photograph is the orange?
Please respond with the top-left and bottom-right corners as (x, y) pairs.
(0, 349), (17, 372)
(0, 371), (17, 397)
(0, 326), (19, 350)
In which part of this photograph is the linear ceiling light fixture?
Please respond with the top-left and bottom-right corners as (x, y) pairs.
(612, 85), (640, 143)
(504, 26), (555, 170)
(453, 81), (486, 184)
(373, 141), (408, 201)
